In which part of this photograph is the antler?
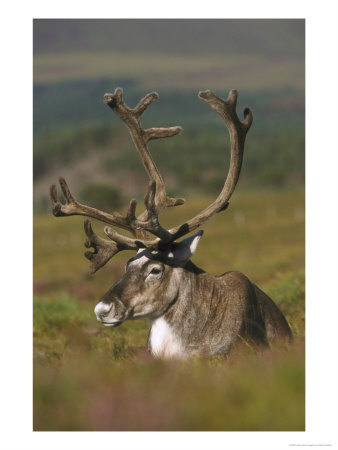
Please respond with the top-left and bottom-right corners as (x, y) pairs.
(164, 89), (253, 241)
(50, 88), (253, 273)
(50, 88), (185, 272)
(101, 89), (253, 245)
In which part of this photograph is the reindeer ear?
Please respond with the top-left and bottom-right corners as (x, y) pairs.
(185, 230), (204, 256)
(169, 230), (204, 263)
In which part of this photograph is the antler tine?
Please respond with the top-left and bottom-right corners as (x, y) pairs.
(50, 176), (141, 233)
(132, 91), (159, 118)
(84, 219), (121, 274)
(137, 180), (173, 242)
(103, 226), (157, 249)
(111, 181), (174, 244)
(196, 89), (253, 204)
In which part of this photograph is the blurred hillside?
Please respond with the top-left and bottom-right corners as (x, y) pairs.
(33, 19), (304, 211)
(34, 19), (304, 58)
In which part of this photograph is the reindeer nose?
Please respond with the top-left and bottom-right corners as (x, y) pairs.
(94, 302), (113, 321)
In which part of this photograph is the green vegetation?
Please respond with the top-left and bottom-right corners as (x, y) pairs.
(78, 181), (124, 210)
(33, 81), (304, 211)
(34, 191), (305, 431)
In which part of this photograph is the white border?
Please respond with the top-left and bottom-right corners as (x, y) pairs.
(1, 1), (338, 449)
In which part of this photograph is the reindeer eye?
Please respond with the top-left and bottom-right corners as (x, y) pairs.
(147, 265), (163, 278)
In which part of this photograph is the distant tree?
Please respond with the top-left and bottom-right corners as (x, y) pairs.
(78, 182), (123, 211)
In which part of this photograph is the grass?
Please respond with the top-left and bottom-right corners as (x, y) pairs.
(33, 190), (305, 431)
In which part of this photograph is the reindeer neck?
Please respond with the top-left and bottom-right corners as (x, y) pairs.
(149, 266), (209, 359)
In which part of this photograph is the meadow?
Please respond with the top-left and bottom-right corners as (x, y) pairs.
(33, 189), (305, 431)
(33, 18), (305, 432)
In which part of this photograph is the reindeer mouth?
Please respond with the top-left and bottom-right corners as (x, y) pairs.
(101, 320), (123, 327)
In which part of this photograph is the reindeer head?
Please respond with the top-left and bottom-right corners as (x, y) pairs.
(93, 231), (203, 326)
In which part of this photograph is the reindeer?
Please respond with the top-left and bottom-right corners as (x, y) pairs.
(50, 88), (293, 359)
